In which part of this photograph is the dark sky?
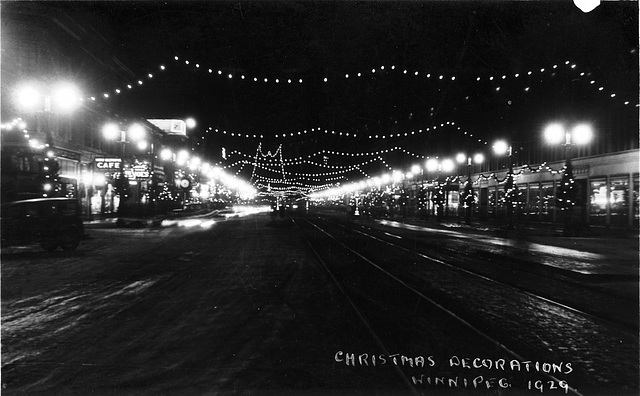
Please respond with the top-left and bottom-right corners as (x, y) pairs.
(1, 1), (638, 187)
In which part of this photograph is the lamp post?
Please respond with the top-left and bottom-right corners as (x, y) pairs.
(493, 140), (519, 229)
(15, 82), (81, 197)
(16, 82), (81, 145)
(457, 153), (485, 225)
(102, 122), (148, 214)
(544, 122), (593, 235)
(426, 158), (454, 222)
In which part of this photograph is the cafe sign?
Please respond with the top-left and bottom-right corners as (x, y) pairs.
(95, 158), (150, 180)
(95, 157), (121, 170)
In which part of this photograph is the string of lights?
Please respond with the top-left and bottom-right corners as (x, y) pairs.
(231, 146), (428, 164)
(206, 121), (487, 145)
(85, 56), (636, 109)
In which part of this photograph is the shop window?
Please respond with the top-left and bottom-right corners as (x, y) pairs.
(487, 188), (497, 215)
(497, 188), (505, 208)
(610, 177), (629, 226)
(541, 183), (555, 216)
(527, 184), (541, 216)
(447, 190), (460, 210)
(589, 179), (607, 225)
(11, 154), (38, 173)
(634, 175), (639, 221)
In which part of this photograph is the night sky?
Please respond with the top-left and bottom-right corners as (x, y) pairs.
(1, 1), (638, 190)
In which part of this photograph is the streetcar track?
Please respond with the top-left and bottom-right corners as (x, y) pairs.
(290, 218), (420, 395)
(366, 220), (636, 297)
(293, 217), (585, 396)
(318, 216), (637, 335)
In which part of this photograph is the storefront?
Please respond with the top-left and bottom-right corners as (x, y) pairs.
(87, 157), (155, 216)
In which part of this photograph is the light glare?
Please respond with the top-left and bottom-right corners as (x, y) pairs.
(441, 159), (455, 173)
(572, 124), (593, 145)
(102, 123), (120, 140)
(493, 140), (509, 155)
(544, 123), (566, 145)
(52, 83), (81, 113)
(128, 124), (145, 141)
(17, 86), (41, 110)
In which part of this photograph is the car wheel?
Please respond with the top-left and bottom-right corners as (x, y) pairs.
(40, 242), (59, 251)
(59, 229), (80, 251)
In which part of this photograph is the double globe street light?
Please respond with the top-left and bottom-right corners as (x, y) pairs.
(493, 139), (519, 229)
(425, 157), (455, 221)
(544, 122), (593, 235)
(15, 82), (82, 196)
(102, 122), (150, 213)
(456, 153), (485, 225)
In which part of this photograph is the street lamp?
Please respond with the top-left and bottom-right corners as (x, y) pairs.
(457, 153), (485, 225)
(425, 157), (454, 221)
(16, 82), (81, 115)
(544, 122), (593, 235)
(102, 122), (148, 213)
(15, 82), (82, 197)
(160, 148), (174, 161)
(493, 140), (519, 229)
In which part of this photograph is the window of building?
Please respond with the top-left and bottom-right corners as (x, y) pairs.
(590, 179), (608, 225)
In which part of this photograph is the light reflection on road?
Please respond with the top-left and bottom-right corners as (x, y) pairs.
(376, 219), (603, 261)
(161, 205), (271, 228)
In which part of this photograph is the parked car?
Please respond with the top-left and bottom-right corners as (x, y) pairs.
(1, 198), (84, 251)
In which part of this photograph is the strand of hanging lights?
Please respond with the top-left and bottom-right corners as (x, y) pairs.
(203, 121), (487, 143)
(86, 56), (636, 108)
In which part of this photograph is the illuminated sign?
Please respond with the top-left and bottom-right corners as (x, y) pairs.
(95, 158), (122, 169)
(125, 163), (150, 180)
(147, 119), (187, 136)
(95, 158), (149, 180)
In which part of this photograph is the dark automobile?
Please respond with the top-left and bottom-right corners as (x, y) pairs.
(1, 198), (84, 251)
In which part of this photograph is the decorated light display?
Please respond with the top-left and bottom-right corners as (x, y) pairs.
(87, 57), (635, 111)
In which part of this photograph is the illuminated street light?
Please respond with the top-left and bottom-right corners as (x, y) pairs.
(492, 139), (511, 156)
(493, 139), (517, 229)
(543, 122), (594, 235)
(544, 123), (593, 147)
(128, 123), (146, 141)
(16, 82), (81, 113)
(102, 121), (150, 213)
(441, 158), (455, 173)
(424, 157), (454, 221)
(160, 148), (174, 161)
(425, 158), (439, 172)
(457, 152), (485, 225)
(102, 123), (121, 140)
(186, 118), (197, 129)
(176, 149), (190, 166)
(136, 140), (148, 151)
(392, 171), (403, 183)
(52, 82), (81, 113)
(188, 156), (202, 171)
(16, 85), (41, 111)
